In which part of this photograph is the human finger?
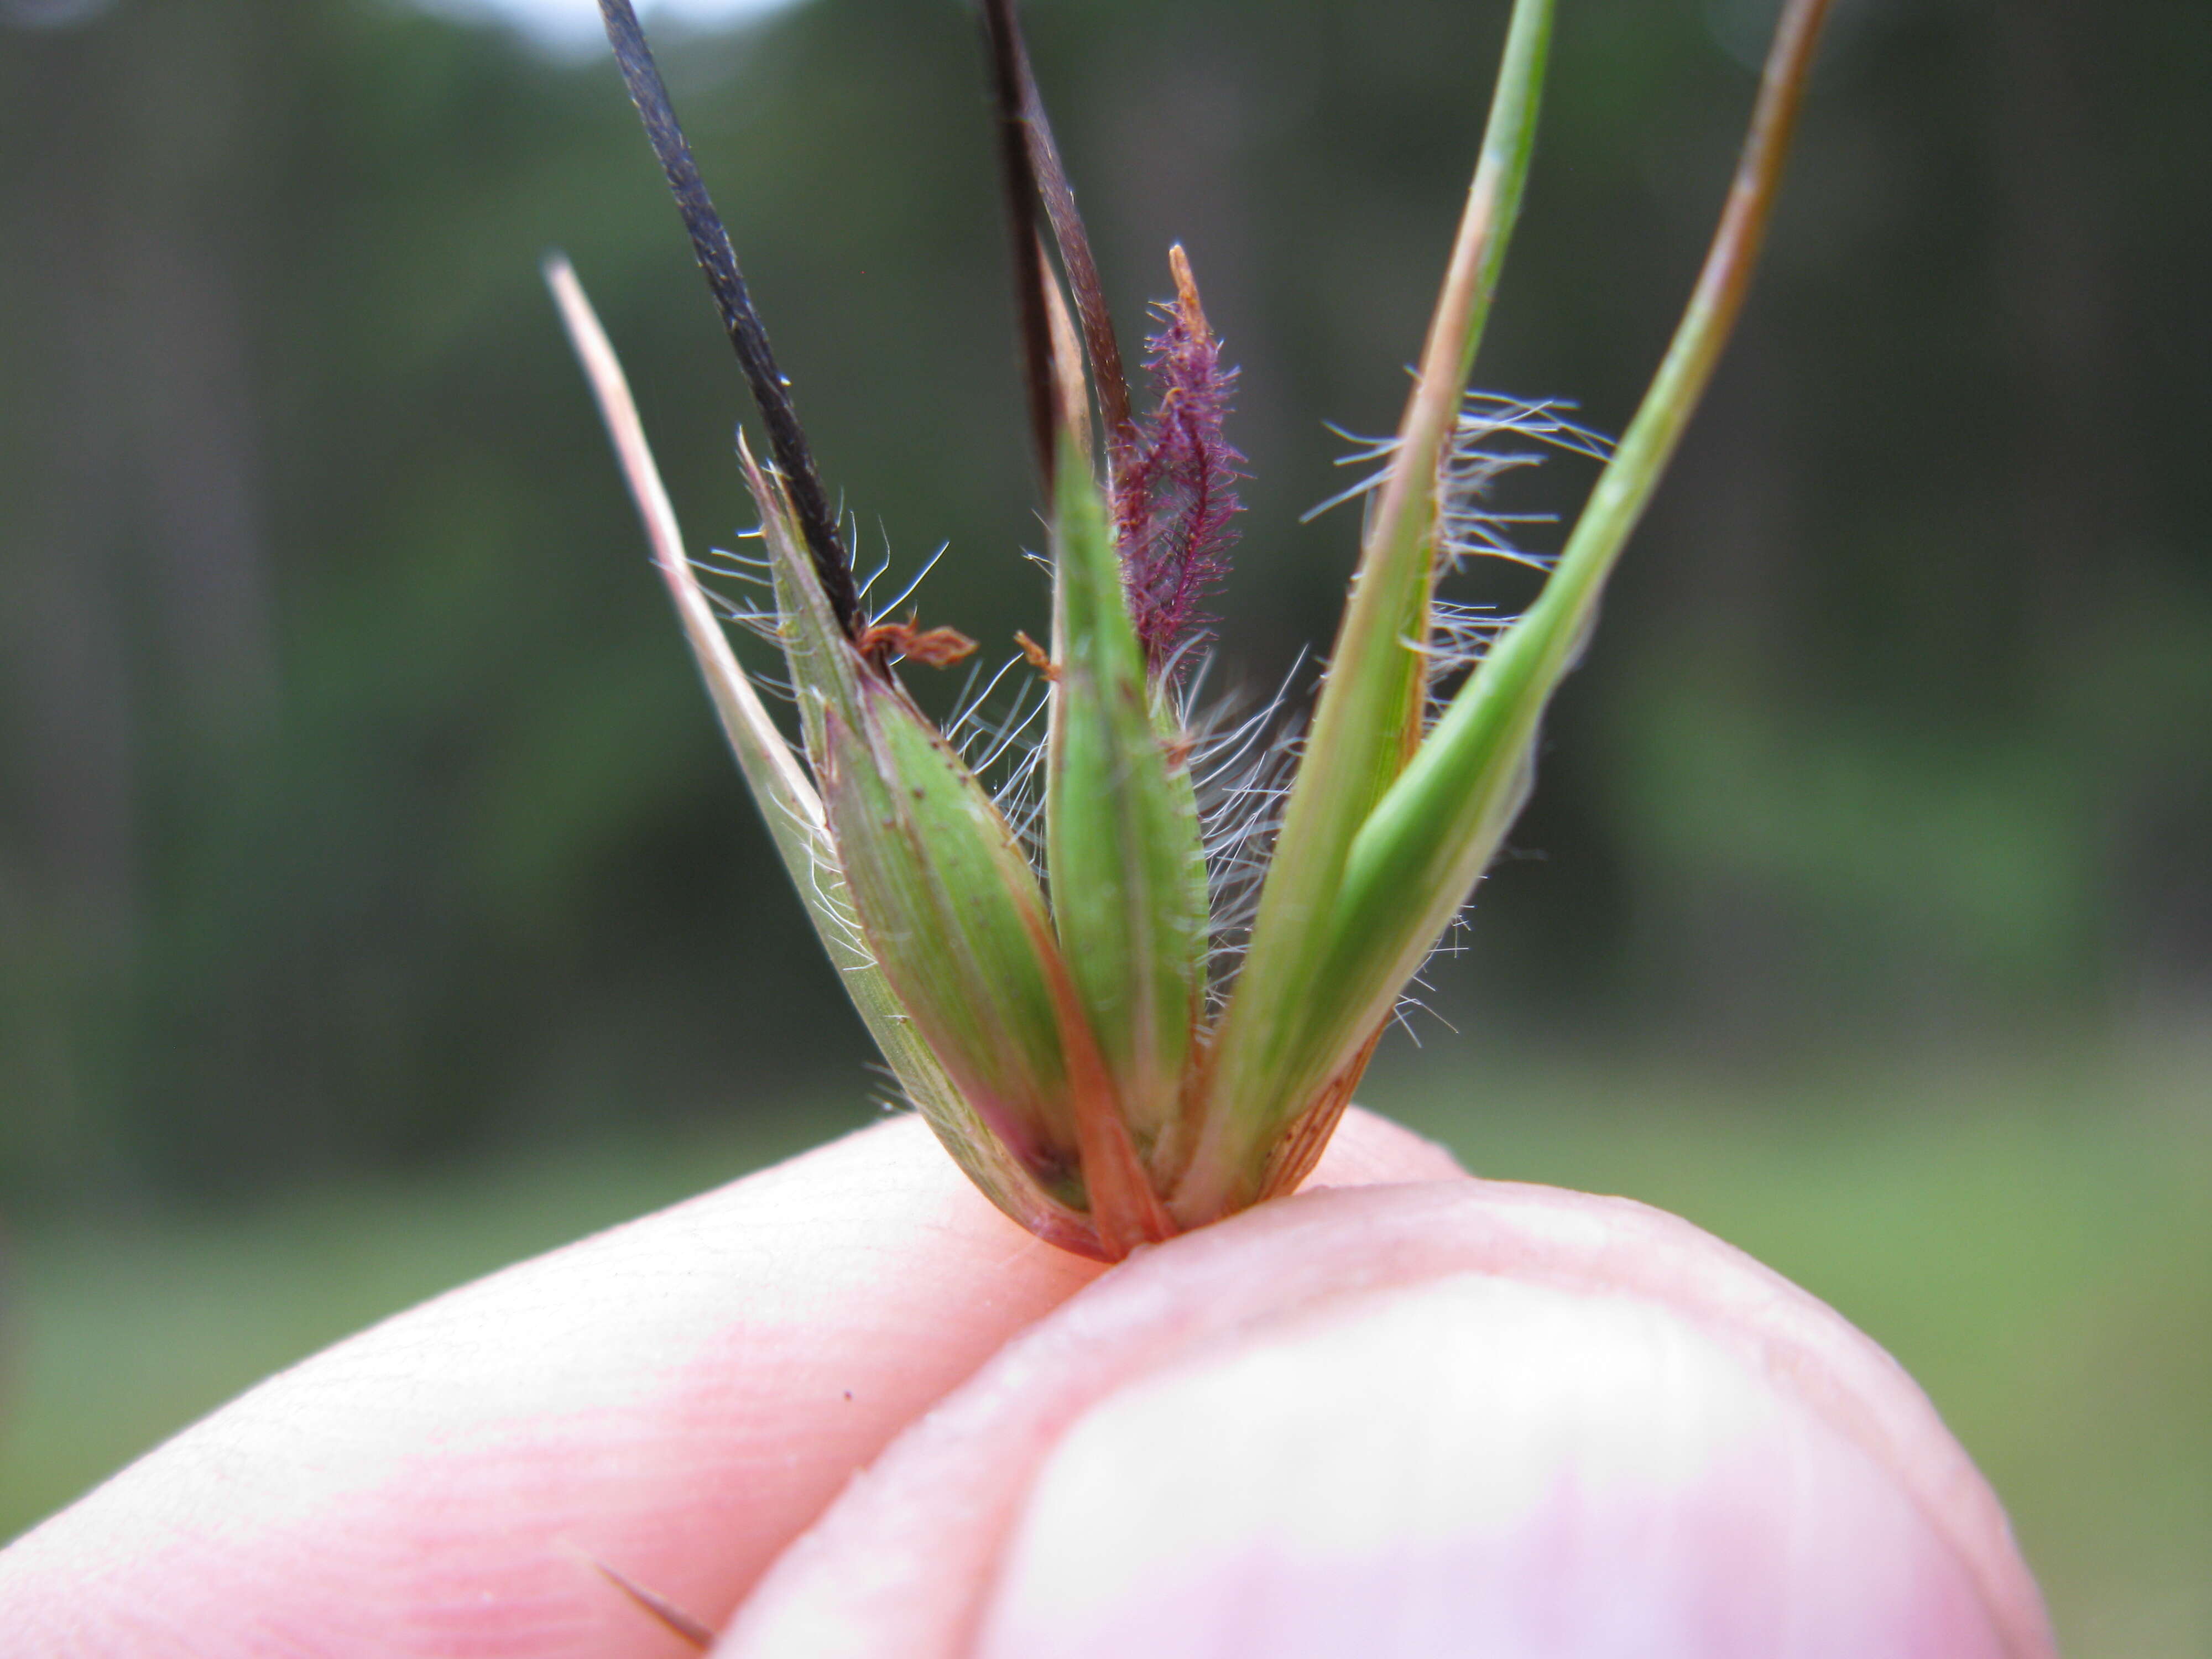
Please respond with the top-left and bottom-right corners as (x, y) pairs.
(726, 1177), (2056, 1659)
(0, 1108), (1457, 1657)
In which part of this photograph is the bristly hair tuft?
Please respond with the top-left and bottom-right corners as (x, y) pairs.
(1114, 246), (1244, 677)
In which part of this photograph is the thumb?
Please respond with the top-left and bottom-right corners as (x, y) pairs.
(722, 1178), (2054, 1659)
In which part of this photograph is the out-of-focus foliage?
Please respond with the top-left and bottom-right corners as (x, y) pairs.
(1, 0), (2206, 1208)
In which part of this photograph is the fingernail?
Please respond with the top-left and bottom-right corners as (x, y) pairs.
(974, 1274), (2010, 1659)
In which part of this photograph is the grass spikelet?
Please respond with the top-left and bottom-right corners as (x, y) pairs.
(558, 0), (1837, 1255)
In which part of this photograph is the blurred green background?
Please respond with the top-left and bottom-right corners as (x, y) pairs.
(1, 0), (2206, 1647)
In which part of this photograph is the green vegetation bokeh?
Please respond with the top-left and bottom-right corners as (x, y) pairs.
(1, 0), (2206, 1650)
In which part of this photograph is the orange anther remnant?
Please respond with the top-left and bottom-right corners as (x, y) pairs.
(858, 616), (978, 669)
(1014, 629), (1061, 682)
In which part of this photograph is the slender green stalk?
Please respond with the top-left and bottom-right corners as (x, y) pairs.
(1295, 0), (1841, 1127)
(1180, 0), (1556, 1223)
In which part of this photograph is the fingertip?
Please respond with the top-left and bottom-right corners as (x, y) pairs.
(0, 1108), (1473, 1658)
(0, 1115), (1100, 1658)
(724, 1179), (2054, 1659)
(1303, 1106), (1468, 1188)
(978, 1274), (2008, 1658)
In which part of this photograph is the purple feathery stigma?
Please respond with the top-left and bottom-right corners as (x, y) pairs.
(1113, 245), (1244, 677)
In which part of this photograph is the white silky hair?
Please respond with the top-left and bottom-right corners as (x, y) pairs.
(703, 388), (1609, 1035)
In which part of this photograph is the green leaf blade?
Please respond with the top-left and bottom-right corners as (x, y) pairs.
(550, 260), (1102, 1243)
(1178, 0), (1556, 1224)
(1045, 442), (1208, 1161)
(1280, 0), (1842, 1118)
(822, 683), (1080, 1183)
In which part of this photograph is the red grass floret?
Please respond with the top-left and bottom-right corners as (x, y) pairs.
(1114, 246), (1244, 677)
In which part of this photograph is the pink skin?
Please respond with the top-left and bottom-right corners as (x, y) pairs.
(0, 1109), (2053, 1658)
